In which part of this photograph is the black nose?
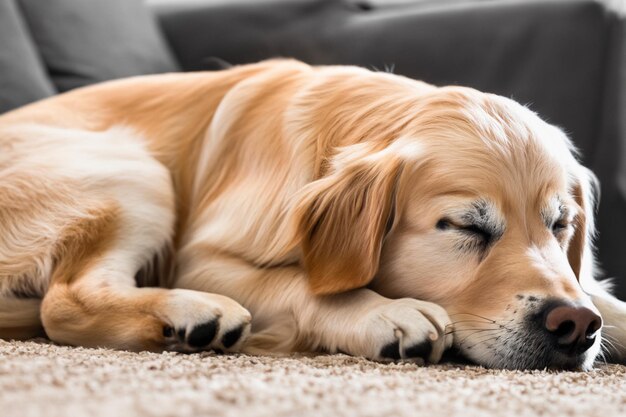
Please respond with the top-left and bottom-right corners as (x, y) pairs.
(543, 303), (602, 355)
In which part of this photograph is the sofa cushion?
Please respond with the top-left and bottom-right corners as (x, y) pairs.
(18, 0), (180, 92)
(0, 0), (56, 113)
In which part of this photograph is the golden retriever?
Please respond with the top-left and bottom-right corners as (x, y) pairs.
(1, 60), (625, 370)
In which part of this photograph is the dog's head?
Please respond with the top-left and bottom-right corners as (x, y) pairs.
(295, 85), (602, 370)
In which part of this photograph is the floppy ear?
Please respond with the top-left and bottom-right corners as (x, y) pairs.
(294, 142), (415, 295)
(568, 168), (599, 280)
(568, 182), (586, 279)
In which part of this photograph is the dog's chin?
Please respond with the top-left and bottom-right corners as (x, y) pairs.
(452, 335), (601, 371)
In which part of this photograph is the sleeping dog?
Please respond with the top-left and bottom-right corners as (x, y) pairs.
(1, 60), (625, 369)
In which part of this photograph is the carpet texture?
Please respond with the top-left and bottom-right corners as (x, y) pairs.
(1, 340), (625, 417)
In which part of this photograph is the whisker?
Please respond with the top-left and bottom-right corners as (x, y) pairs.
(446, 315), (516, 334)
(457, 328), (504, 345)
(601, 335), (624, 353)
(449, 312), (498, 323)
(600, 339), (611, 352)
(602, 333), (625, 350)
(598, 340), (612, 365)
(464, 334), (505, 350)
(444, 327), (500, 336)
(445, 320), (502, 329)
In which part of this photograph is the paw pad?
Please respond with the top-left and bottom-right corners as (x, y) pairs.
(405, 340), (432, 360)
(380, 341), (401, 360)
(187, 319), (219, 347)
(379, 340), (433, 362)
(221, 324), (245, 348)
(162, 317), (250, 352)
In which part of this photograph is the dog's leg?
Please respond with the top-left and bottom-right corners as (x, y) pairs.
(176, 252), (452, 362)
(42, 280), (251, 352)
(41, 211), (252, 352)
(0, 296), (44, 339)
(2, 126), (251, 351)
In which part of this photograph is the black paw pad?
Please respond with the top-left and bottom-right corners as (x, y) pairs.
(405, 340), (432, 361)
(163, 326), (174, 338)
(221, 325), (245, 348)
(380, 341), (401, 360)
(187, 319), (219, 347)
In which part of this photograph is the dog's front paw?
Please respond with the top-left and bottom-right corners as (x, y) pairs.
(352, 298), (453, 364)
(160, 289), (252, 353)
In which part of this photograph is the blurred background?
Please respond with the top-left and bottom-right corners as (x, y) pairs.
(1, 0), (625, 297)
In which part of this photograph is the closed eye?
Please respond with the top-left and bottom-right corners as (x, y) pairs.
(436, 218), (493, 242)
(460, 223), (492, 241)
(551, 220), (569, 235)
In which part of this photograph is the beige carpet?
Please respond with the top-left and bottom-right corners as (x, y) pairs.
(1, 340), (625, 417)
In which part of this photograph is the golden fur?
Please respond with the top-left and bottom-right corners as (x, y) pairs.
(1, 60), (625, 369)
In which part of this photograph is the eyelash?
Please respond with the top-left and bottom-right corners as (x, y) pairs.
(552, 220), (568, 234)
(437, 215), (569, 252)
(436, 219), (493, 245)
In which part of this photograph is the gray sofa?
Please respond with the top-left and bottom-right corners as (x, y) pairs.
(2, 0), (625, 297)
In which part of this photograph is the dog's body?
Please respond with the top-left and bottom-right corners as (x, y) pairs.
(1, 60), (625, 369)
